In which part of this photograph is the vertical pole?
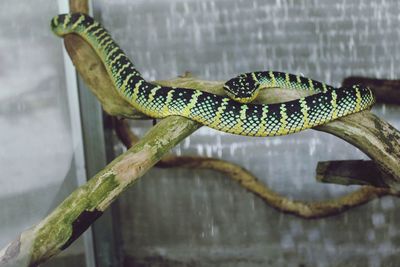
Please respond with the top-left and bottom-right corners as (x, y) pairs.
(58, 0), (121, 266)
(57, 0), (97, 266)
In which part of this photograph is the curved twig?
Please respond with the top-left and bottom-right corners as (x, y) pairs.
(114, 118), (399, 219)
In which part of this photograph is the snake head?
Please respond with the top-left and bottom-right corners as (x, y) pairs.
(224, 73), (261, 103)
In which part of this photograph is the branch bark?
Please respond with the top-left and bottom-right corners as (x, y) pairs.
(69, 0), (89, 14)
(64, 35), (146, 119)
(316, 160), (388, 187)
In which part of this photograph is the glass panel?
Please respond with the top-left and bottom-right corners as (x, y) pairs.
(97, 0), (400, 266)
(0, 1), (87, 266)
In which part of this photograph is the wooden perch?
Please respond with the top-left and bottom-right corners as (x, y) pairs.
(69, 0), (89, 14)
(316, 160), (388, 187)
(1, 17), (400, 267)
(315, 111), (400, 189)
(64, 35), (146, 119)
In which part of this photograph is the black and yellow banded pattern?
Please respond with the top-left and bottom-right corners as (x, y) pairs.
(51, 13), (375, 137)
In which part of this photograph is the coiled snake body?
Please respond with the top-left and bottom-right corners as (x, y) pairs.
(51, 13), (375, 137)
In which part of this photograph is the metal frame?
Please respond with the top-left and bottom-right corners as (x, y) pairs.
(57, 0), (121, 266)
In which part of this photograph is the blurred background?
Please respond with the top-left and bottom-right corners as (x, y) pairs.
(0, 0), (399, 266)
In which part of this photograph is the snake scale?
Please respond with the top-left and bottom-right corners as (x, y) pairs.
(51, 13), (375, 137)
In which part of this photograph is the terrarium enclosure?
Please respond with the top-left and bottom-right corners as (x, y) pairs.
(1, 0), (400, 266)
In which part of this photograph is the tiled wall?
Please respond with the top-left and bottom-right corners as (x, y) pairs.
(0, 0), (86, 266)
(97, 1), (400, 266)
(99, 0), (400, 84)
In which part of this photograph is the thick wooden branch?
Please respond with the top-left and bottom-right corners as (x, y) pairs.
(64, 35), (146, 119)
(0, 116), (199, 266)
(315, 112), (400, 189)
(316, 160), (389, 187)
(69, 0), (89, 14)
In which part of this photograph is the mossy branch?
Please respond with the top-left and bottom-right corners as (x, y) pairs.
(0, 116), (199, 266)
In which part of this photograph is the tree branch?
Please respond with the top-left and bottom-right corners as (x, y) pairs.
(69, 1), (89, 14)
(315, 111), (400, 189)
(316, 160), (388, 187)
(64, 35), (146, 119)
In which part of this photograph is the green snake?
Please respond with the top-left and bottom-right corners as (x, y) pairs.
(51, 13), (375, 137)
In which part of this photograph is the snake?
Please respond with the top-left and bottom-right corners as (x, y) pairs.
(51, 13), (375, 137)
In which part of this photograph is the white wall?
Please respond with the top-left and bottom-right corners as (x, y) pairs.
(97, 0), (400, 266)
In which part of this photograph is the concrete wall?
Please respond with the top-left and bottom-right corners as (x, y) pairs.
(0, 1), (86, 266)
(97, 0), (400, 266)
